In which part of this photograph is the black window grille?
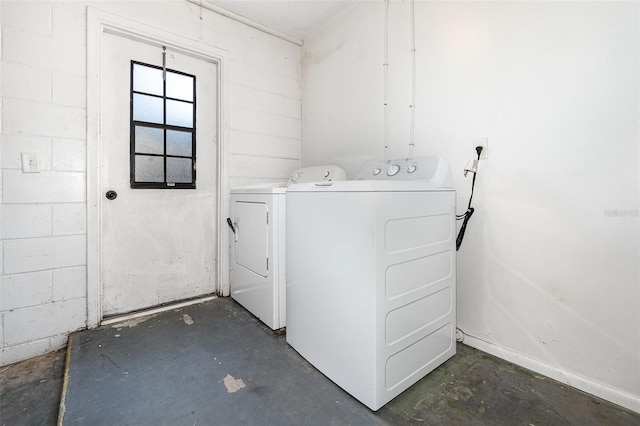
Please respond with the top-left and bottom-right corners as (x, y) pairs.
(130, 61), (196, 189)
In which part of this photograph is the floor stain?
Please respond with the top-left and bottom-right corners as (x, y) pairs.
(448, 385), (473, 401)
(223, 374), (246, 393)
(111, 314), (159, 328)
(100, 353), (120, 369)
(183, 314), (194, 325)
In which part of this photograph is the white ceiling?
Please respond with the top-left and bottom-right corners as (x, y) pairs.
(209, 1), (357, 41)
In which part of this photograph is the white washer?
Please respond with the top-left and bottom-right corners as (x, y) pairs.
(229, 166), (346, 330)
(286, 156), (456, 410)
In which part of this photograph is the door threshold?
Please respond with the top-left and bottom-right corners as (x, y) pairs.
(101, 295), (218, 326)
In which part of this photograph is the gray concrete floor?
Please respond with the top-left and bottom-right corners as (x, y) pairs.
(0, 347), (66, 426)
(2, 297), (639, 425)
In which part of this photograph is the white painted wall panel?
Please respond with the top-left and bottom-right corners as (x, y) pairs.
(0, 1), (52, 35)
(0, 271), (52, 311)
(230, 154), (299, 181)
(3, 235), (85, 274)
(231, 130), (300, 160)
(51, 203), (85, 236)
(1, 62), (51, 103)
(230, 60), (300, 98)
(3, 98), (85, 139)
(244, 42), (300, 80)
(52, 72), (86, 108)
(1, 337), (57, 366)
(1, 26), (85, 76)
(3, 298), (85, 346)
(1, 204), (51, 239)
(230, 106), (300, 140)
(230, 83), (300, 119)
(2, 170), (85, 203)
(52, 138), (86, 171)
(52, 266), (86, 301)
(51, 3), (86, 45)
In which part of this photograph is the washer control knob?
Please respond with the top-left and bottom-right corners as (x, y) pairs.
(324, 171), (330, 178)
(407, 165), (417, 173)
(387, 164), (400, 176)
(373, 168), (382, 176)
(290, 172), (300, 182)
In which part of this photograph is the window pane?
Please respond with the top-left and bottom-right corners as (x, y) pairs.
(166, 99), (193, 128)
(133, 93), (163, 124)
(135, 155), (164, 182)
(130, 61), (196, 188)
(166, 157), (192, 183)
(133, 63), (163, 96)
(135, 126), (164, 155)
(166, 72), (194, 101)
(166, 130), (192, 157)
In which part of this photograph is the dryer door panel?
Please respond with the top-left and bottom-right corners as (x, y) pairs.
(233, 201), (269, 277)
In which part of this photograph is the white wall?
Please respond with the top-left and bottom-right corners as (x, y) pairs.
(0, 0), (301, 365)
(301, 1), (639, 412)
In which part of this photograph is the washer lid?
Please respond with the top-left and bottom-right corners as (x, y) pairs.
(288, 157), (454, 192)
(230, 165), (347, 194)
(230, 183), (287, 194)
(286, 180), (454, 192)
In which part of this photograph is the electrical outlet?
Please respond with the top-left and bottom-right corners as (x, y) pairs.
(473, 137), (489, 159)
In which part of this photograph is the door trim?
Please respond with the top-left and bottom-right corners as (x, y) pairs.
(87, 8), (231, 328)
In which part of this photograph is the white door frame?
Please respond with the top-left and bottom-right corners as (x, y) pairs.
(86, 8), (231, 328)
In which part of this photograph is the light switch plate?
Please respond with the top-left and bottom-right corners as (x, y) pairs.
(21, 152), (41, 173)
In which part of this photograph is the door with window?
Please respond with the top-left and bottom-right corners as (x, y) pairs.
(101, 32), (218, 317)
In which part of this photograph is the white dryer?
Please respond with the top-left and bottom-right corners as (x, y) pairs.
(286, 156), (456, 410)
(229, 165), (346, 330)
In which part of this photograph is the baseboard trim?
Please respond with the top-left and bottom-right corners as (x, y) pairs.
(462, 334), (640, 414)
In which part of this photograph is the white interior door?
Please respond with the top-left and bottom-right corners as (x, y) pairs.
(101, 32), (218, 317)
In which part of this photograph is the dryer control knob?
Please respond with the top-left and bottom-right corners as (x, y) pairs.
(407, 165), (417, 173)
(373, 168), (382, 176)
(387, 164), (400, 176)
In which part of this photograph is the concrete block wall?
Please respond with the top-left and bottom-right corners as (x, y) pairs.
(0, 0), (302, 366)
(0, 1), (88, 365)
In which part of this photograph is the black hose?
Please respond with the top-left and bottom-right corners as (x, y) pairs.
(456, 148), (482, 251)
